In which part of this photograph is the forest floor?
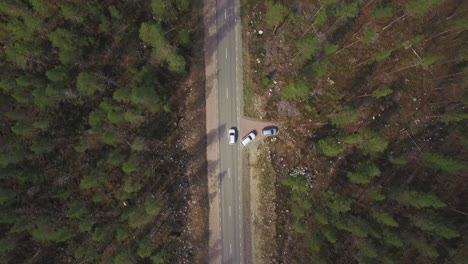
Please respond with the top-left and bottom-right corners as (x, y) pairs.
(176, 1), (209, 262)
(241, 0), (467, 262)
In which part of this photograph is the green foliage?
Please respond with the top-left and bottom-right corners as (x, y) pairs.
(131, 67), (163, 112)
(32, 87), (58, 109)
(80, 174), (98, 190)
(283, 171), (309, 194)
(265, 2), (289, 28)
(347, 161), (380, 184)
(382, 229), (403, 248)
(74, 137), (90, 153)
(151, 252), (167, 264)
(102, 131), (118, 147)
(411, 217), (460, 239)
(138, 236), (157, 258)
(115, 225), (131, 241)
(374, 48), (392, 62)
(91, 226), (113, 242)
(127, 208), (152, 229)
(373, 86), (393, 98)
(113, 86), (132, 104)
(424, 153), (466, 173)
(366, 186), (385, 201)
(124, 111), (145, 126)
(11, 121), (36, 137)
(60, 4), (85, 23)
(405, 0), (442, 17)
(410, 238), (439, 258)
(178, 28), (192, 48)
(67, 201), (88, 219)
(32, 119), (50, 132)
(144, 195), (162, 216)
(292, 220), (307, 234)
(358, 132), (389, 155)
(113, 248), (137, 264)
(5, 41), (43, 69)
(443, 113), (468, 124)
(166, 52), (186, 74)
(0, 188), (16, 205)
(48, 28), (85, 64)
(29, 0), (55, 17)
(327, 110), (358, 127)
(322, 226), (338, 243)
(122, 155), (139, 175)
(30, 138), (54, 154)
(0, 143), (27, 168)
(321, 191), (352, 214)
(0, 236), (17, 255)
(261, 76), (270, 86)
(107, 148), (128, 167)
(281, 80), (310, 100)
(31, 220), (73, 242)
(373, 6), (393, 20)
(333, 216), (369, 237)
(393, 190), (446, 209)
(314, 212), (329, 225)
(283, 170), (312, 219)
(312, 61), (328, 77)
(371, 209), (398, 227)
(359, 240), (378, 259)
(74, 219), (89, 234)
(77, 71), (104, 97)
(74, 244), (99, 262)
(122, 179), (143, 196)
(318, 137), (343, 157)
(130, 137), (146, 151)
(324, 44), (337, 56)
(295, 36), (321, 64)
(389, 156), (407, 166)
(151, 0), (169, 20)
(315, 9), (327, 26)
(419, 55), (443, 70)
(363, 30), (376, 44)
(336, 1), (359, 18)
(139, 22), (171, 61)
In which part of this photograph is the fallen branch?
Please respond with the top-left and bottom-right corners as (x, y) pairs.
(383, 13), (408, 31)
(404, 129), (422, 152)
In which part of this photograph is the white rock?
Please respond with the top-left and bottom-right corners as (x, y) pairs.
(258, 30), (264, 35)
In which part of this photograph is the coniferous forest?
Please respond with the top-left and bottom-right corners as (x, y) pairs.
(241, 0), (467, 263)
(0, 0), (206, 263)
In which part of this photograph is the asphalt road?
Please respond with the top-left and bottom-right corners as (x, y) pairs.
(215, 0), (243, 262)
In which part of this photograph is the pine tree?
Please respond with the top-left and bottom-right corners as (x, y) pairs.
(318, 137), (343, 157)
(265, 2), (290, 29)
(424, 153), (466, 173)
(76, 71), (104, 97)
(411, 217), (460, 239)
(392, 190), (446, 209)
(410, 238), (439, 258)
(347, 161), (381, 185)
(144, 195), (162, 216)
(327, 110), (359, 127)
(370, 208), (398, 227)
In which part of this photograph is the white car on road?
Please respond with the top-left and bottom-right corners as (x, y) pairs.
(228, 128), (237, 145)
(241, 132), (256, 146)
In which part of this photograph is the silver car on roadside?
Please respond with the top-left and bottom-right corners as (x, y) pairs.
(241, 132), (256, 146)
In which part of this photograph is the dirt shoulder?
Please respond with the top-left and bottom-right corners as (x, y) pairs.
(249, 143), (279, 264)
(203, 0), (222, 263)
